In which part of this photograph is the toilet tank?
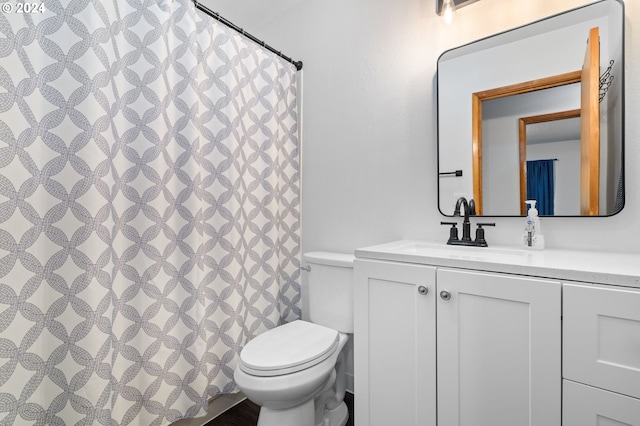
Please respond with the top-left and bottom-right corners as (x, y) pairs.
(303, 251), (354, 333)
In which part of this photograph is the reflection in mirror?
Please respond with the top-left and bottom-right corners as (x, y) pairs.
(475, 76), (582, 216)
(481, 88), (581, 216)
(437, 0), (624, 217)
(522, 111), (581, 216)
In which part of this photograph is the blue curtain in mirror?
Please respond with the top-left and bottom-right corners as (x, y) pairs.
(526, 160), (555, 215)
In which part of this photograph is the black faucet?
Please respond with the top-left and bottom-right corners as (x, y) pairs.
(440, 197), (495, 247)
(453, 197), (472, 242)
(468, 198), (477, 216)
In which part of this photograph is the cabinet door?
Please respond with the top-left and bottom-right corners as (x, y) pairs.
(564, 283), (640, 399)
(354, 259), (436, 426)
(564, 379), (640, 426)
(436, 269), (561, 426)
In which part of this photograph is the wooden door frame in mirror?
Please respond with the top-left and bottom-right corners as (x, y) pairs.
(471, 70), (582, 215)
(518, 109), (581, 216)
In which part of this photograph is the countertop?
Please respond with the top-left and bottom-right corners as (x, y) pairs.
(355, 240), (640, 289)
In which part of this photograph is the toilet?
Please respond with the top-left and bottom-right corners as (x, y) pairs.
(234, 251), (354, 426)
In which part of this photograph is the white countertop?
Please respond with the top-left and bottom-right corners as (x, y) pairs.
(355, 240), (640, 289)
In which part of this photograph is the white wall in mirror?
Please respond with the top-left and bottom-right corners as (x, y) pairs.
(478, 85), (608, 216)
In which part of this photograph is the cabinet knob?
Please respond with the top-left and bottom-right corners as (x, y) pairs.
(440, 290), (451, 301)
(418, 285), (429, 295)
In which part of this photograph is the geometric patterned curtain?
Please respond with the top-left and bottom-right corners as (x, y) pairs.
(0, 0), (300, 424)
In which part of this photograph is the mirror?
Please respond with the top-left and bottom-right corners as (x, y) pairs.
(437, 0), (624, 217)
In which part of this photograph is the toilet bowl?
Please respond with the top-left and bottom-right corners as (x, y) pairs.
(234, 321), (350, 426)
(233, 252), (354, 426)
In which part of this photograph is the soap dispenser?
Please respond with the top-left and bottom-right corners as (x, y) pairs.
(523, 200), (545, 250)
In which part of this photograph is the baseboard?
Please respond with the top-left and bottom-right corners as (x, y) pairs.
(346, 373), (354, 394)
(171, 393), (247, 426)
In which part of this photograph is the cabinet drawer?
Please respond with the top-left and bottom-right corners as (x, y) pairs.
(563, 379), (640, 426)
(563, 283), (640, 399)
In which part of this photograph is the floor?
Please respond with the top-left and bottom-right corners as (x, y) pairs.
(206, 392), (354, 426)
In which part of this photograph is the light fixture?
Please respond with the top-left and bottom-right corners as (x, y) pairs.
(441, 0), (455, 24)
(436, 0), (480, 24)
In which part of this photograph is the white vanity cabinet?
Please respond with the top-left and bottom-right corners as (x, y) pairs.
(436, 268), (561, 426)
(353, 259), (437, 426)
(354, 259), (561, 426)
(562, 283), (640, 426)
(354, 240), (640, 426)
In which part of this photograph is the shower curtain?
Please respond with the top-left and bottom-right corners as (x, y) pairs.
(0, 0), (300, 424)
(526, 160), (555, 215)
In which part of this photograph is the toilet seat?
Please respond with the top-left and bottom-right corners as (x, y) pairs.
(239, 320), (340, 377)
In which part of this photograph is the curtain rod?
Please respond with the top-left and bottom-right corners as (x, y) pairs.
(192, 1), (303, 71)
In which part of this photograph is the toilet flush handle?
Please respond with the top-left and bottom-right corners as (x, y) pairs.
(300, 265), (311, 272)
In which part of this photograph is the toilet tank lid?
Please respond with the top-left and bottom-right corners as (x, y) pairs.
(303, 251), (354, 267)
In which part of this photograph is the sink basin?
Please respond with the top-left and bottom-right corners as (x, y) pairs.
(398, 241), (524, 256)
(358, 240), (533, 265)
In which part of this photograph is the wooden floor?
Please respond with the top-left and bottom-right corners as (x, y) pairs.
(206, 392), (354, 426)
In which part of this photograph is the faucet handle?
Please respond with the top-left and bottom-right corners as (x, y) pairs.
(441, 221), (459, 244)
(474, 222), (495, 247)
